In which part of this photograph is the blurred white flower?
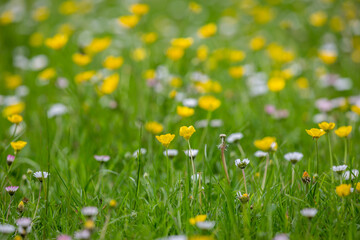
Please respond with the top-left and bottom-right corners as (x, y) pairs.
(196, 221), (215, 230)
(284, 152), (303, 164)
(47, 104), (68, 118)
(254, 151), (268, 158)
(300, 208), (317, 218)
(332, 165), (347, 174)
(343, 169), (359, 180)
(0, 224), (15, 234)
(81, 207), (98, 217)
(227, 133), (244, 143)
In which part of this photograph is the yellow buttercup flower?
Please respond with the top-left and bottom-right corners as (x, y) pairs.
(189, 2), (202, 13)
(0, 11), (14, 25)
(109, 199), (117, 208)
(156, 134), (175, 148)
(103, 56), (124, 70)
(335, 184), (351, 197)
(254, 137), (277, 152)
(249, 36), (266, 50)
(118, 15), (139, 28)
(11, 141), (27, 153)
(197, 45), (208, 61)
(268, 77), (285, 92)
(189, 214), (207, 225)
(306, 128), (325, 139)
(309, 11), (327, 27)
(177, 106), (194, 118)
(229, 50), (246, 62)
(84, 37), (112, 55)
(72, 53), (91, 66)
(229, 66), (244, 78)
(318, 122), (335, 132)
(334, 126), (352, 138)
(32, 6), (50, 22)
(59, 1), (78, 15)
(356, 183), (360, 193)
(2, 103), (25, 117)
(197, 23), (217, 38)
(171, 38), (193, 49)
(45, 34), (68, 50)
(132, 48), (146, 61)
(39, 68), (56, 81)
(99, 73), (119, 95)
(8, 114), (23, 124)
(75, 71), (96, 84)
(5, 74), (22, 90)
(170, 77), (183, 88)
(169, 90), (177, 99)
(296, 77), (309, 89)
(84, 220), (95, 230)
(142, 32), (158, 44)
(166, 47), (184, 61)
(351, 105), (360, 115)
(318, 50), (337, 65)
(179, 126), (196, 140)
(29, 32), (44, 47)
(145, 122), (163, 135)
(130, 3), (149, 16)
(198, 95), (221, 111)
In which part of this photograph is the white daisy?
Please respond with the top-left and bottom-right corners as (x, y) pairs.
(343, 169), (359, 180)
(47, 103), (68, 118)
(0, 224), (15, 234)
(163, 149), (178, 158)
(254, 151), (268, 158)
(227, 133), (244, 143)
(132, 148), (147, 158)
(300, 208), (317, 218)
(157, 235), (187, 240)
(196, 221), (215, 230)
(284, 152), (303, 164)
(74, 229), (91, 239)
(210, 119), (223, 128)
(81, 206), (98, 217)
(184, 149), (199, 159)
(94, 155), (110, 162)
(33, 171), (50, 182)
(332, 165), (347, 174)
(235, 158), (250, 169)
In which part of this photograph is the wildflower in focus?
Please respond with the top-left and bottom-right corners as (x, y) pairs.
(198, 95), (221, 111)
(235, 158), (250, 169)
(7, 155), (15, 166)
(5, 186), (19, 196)
(236, 191), (250, 204)
(254, 137), (277, 152)
(198, 23), (217, 38)
(33, 171), (49, 182)
(11, 141), (27, 153)
(7, 114), (23, 124)
(335, 184), (351, 197)
(45, 34), (68, 50)
(103, 56), (124, 70)
(156, 134), (175, 148)
(302, 171), (311, 184)
(145, 121), (163, 134)
(118, 15), (139, 28)
(179, 126), (196, 140)
(177, 106), (194, 118)
(334, 126), (352, 138)
(305, 128), (325, 139)
(318, 122), (335, 132)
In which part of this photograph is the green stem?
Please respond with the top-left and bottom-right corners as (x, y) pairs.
(242, 169), (247, 194)
(261, 154), (269, 191)
(315, 140), (319, 174)
(344, 138), (348, 165)
(327, 134), (334, 183)
(33, 182), (42, 220)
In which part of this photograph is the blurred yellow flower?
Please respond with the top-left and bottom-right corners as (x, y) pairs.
(99, 73), (119, 95)
(334, 126), (352, 138)
(197, 45), (208, 61)
(171, 38), (193, 49)
(170, 77), (182, 88)
(130, 3), (149, 16)
(254, 137), (277, 151)
(251, 7), (274, 24)
(2, 103), (25, 117)
(29, 32), (44, 47)
(59, 1), (78, 15)
(179, 126), (196, 140)
(330, 16), (344, 32)
(318, 50), (337, 65)
(229, 50), (246, 62)
(169, 90), (177, 99)
(156, 134), (175, 148)
(109, 199), (117, 208)
(309, 11), (327, 27)
(103, 56), (124, 70)
(188, 236), (214, 240)
(144, 69), (156, 79)
(39, 68), (56, 81)
(318, 122), (335, 132)
(189, 215), (207, 225)
(335, 184), (351, 197)
(166, 47), (184, 61)
(132, 48), (146, 61)
(198, 23), (217, 38)
(267, 77), (285, 92)
(72, 53), (92, 66)
(177, 106), (195, 118)
(84, 220), (95, 230)
(306, 128), (325, 139)
(142, 32), (158, 44)
(11, 141), (27, 153)
(0, 11), (14, 25)
(45, 34), (68, 50)
(33, 7), (50, 22)
(145, 122), (163, 134)
(351, 105), (360, 115)
(189, 2), (202, 13)
(8, 114), (23, 124)
(356, 182), (360, 193)
(5, 74), (22, 90)
(229, 66), (244, 78)
(118, 15), (139, 28)
(59, 23), (74, 36)
(75, 70), (96, 84)
(296, 77), (309, 89)
(198, 95), (221, 111)
(84, 37), (112, 55)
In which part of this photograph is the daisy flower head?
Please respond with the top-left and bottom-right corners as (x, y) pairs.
(254, 151), (268, 158)
(163, 149), (178, 158)
(16, 217), (32, 236)
(273, 233), (289, 240)
(236, 191), (250, 204)
(5, 186), (19, 196)
(94, 155), (110, 163)
(57, 235), (72, 240)
(0, 224), (15, 234)
(196, 221), (215, 230)
(7, 154), (15, 166)
(227, 132), (244, 143)
(74, 229), (91, 239)
(300, 208), (317, 219)
(81, 206), (98, 218)
(184, 149), (199, 159)
(332, 165), (347, 174)
(191, 173), (200, 181)
(33, 171), (49, 182)
(133, 148), (147, 158)
(235, 158), (250, 169)
(284, 152), (303, 165)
